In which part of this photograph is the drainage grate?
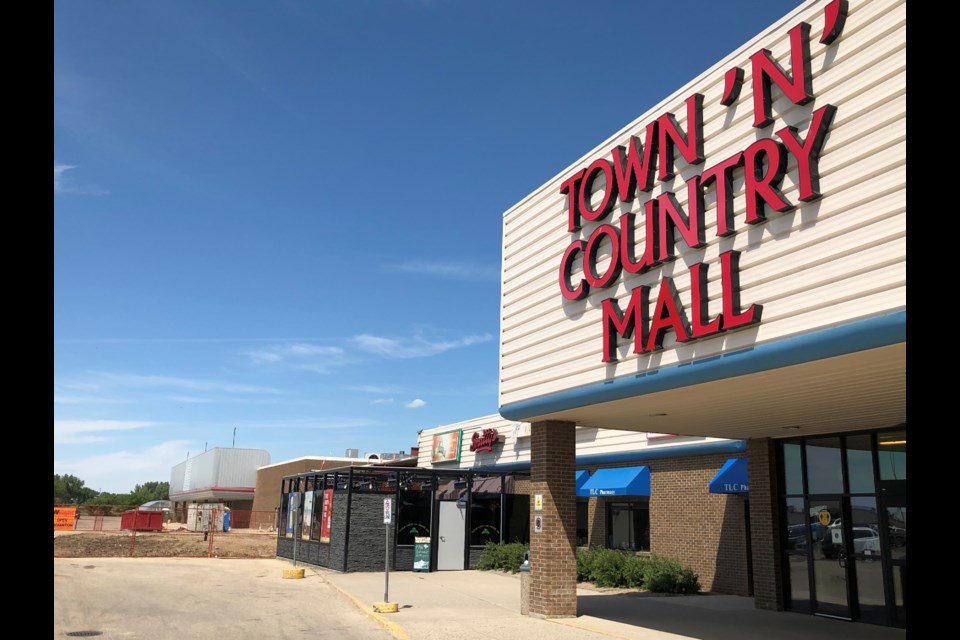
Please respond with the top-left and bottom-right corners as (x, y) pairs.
(66, 632), (103, 637)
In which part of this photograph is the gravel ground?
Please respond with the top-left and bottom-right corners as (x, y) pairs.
(54, 528), (278, 558)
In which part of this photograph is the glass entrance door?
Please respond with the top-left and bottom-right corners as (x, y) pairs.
(882, 483), (906, 627)
(811, 498), (850, 619)
(781, 429), (906, 627)
(812, 495), (888, 621)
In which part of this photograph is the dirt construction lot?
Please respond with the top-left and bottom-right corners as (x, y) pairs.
(54, 527), (278, 558)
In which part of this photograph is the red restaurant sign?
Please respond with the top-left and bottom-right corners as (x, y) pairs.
(469, 428), (500, 453)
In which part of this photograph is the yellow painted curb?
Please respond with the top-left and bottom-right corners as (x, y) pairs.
(318, 573), (409, 640)
(373, 602), (399, 613)
(282, 568), (305, 579)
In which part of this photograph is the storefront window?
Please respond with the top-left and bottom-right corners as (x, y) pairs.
(502, 494), (529, 544)
(782, 497), (811, 612)
(846, 434), (876, 494)
(783, 443), (804, 495)
(396, 490), (432, 545)
(576, 500), (588, 547)
(779, 429), (907, 627)
(805, 437), (843, 494)
(606, 501), (649, 551)
(470, 494), (501, 546)
(310, 489), (324, 541)
(877, 430), (906, 480)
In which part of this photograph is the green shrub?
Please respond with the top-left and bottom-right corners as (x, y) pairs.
(576, 548), (595, 582)
(475, 542), (529, 573)
(640, 554), (701, 594)
(573, 548), (700, 593)
(587, 548), (628, 587)
(621, 553), (647, 589)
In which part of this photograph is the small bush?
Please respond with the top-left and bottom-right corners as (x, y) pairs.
(641, 554), (701, 594)
(621, 553), (647, 589)
(573, 548), (700, 593)
(475, 542), (529, 573)
(587, 548), (628, 587)
(576, 547), (595, 582)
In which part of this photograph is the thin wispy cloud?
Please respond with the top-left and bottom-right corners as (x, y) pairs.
(54, 440), (192, 493)
(227, 417), (378, 430)
(167, 396), (216, 404)
(352, 333), (492, 358)
(392, 260), (499, 281)
(347, 384), (403, 394)
(245, 343), (347, 373)
(80, 371), (284, 395)
(54, 164), (76, 193)
(53, 163), (109, 195)
(370, 398), (394, 405)
(54, 419), (154, 445)
(55, 337), (332, 344)
(405, 399), (426, 409)
(54, 395), (129, 405)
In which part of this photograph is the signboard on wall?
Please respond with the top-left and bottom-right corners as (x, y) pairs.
(469, 428), (501, 453)
(431, 430), (463, 463)
(301, 491), (315, 541)
(320, 488), (333, 543)
(285, 493), (297, 539)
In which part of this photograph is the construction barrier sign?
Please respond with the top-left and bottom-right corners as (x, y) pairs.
(54, 507), (78, 531)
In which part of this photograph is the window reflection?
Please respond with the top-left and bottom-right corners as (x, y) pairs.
(878, 430), (906, 480)
(846, 435), (875, 493)
(783, 443), (803, 495)
(806, 438), (843, 494)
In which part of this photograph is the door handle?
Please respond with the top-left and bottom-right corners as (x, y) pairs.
(838, 550), (847, 569)
(440, 536), (446, 542)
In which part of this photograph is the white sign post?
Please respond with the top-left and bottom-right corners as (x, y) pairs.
(383, 498), (393, 604)
(290, 493), (301, 567)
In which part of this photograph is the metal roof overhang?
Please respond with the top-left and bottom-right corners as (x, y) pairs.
(169, 487), (255, 502)
(500, 314), (905, 440)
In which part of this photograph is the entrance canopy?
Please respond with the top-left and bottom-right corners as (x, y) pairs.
(575, 470), (590, 493)
(578, 466), (649, 497)
(709, 458), (748, 494)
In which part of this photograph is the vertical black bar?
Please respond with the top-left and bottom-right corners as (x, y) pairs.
(393, 470), (401, 571)
(500, 475), (505, 546)
(343, 468), (354, 573)
(464, 472), (472, 569)
(744, 497), (754, 597)
(430, 471), (437, 572)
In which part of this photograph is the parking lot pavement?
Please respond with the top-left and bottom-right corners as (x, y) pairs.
(54, 557), (394, 640)
(55, 558), (908, 640)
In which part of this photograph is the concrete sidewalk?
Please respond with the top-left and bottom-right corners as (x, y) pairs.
(312, 567), (908, 640)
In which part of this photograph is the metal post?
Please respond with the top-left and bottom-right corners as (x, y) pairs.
(292, 507), (299, 567)
(384, 521), (390, 603)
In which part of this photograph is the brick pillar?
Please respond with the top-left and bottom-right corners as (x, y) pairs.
(529, 420), (577, 618)
(586, 496), (606, 548)
(748, 438), (783, 611)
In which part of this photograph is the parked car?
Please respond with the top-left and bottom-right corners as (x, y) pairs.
(822, 526), (880, 559)
(140, 500), (173, 512)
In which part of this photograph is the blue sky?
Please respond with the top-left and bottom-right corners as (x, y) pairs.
(54, 0), (803, 493)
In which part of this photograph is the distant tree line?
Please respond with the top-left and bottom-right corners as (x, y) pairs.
(54, 474), (169, 506)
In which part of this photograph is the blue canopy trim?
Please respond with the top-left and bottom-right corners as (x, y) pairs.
(577, 466), (650, 497)
(709, 458), (748, 493)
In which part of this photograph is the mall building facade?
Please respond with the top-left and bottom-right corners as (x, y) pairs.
(497, 0), (905, 628)
(418, 416), (756, 595)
